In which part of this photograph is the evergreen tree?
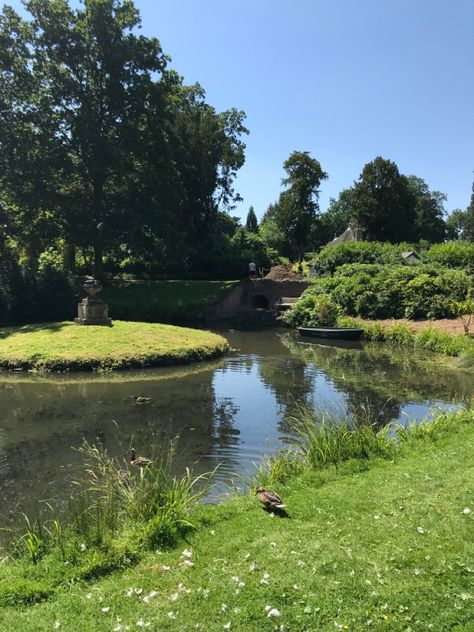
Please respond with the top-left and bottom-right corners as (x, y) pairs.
(245, 206), (258, 232)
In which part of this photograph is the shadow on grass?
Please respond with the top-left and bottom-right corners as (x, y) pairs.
(0, 321), (73, 340)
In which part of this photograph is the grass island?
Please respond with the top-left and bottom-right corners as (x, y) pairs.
(0, 321), (229, 371)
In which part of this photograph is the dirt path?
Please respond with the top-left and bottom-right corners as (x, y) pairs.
(364, 318), (470, 336)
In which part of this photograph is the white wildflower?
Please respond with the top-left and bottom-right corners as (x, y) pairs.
(373, 515), (380, 520)
(220, 603), (228, 613)
(167, 611), (176, 620)
(80, 543), (86, 551)
(231, 576), (239, 583)
(417, 526), (425, 534)
(210, 530), (216, 535)
(293, 584), (300, 590)
(244, 553), (250, 559)
(238, 581), (245, 588)
(267, 608), (281, 618)
(85, 593), (92, 599)
(180, 559), (194, 567)
(113, 626), (122, 632)
(223, 623), (231, 630)
(178, 583), (191, 594)
(271, 541), (277, 547)
(162, 565), (171, 571)
(134, 589), (143, 595)
(169, 592), (179, 602)
(181, 549), (193, 558)
(101, 607), (110, 613)
(463, 507), (472, 515)
(126, 589), (134, 597)
(53, 623), (61, 630)
(249, 563), (258, 571)
(136, 621), (151, 628)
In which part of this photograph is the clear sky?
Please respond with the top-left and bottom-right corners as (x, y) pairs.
(6, 0), (474, 221)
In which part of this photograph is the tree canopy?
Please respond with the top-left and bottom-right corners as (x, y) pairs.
(262, 151), (327, 260)
(0, 0), (247, 278)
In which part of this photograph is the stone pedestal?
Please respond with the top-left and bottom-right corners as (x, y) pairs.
(74, 297), (112, 326)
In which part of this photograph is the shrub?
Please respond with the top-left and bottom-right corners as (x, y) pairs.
(288, 264), (472, 322)
(311, 242), (416, 276)
(284, 293), (340, 327)
(425, 241), (474, 269)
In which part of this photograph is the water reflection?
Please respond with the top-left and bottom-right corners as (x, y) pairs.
(0, 330), (471, 527)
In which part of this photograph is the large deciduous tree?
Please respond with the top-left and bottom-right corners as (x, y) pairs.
(0, 0), (248, 279)
(266, 151), (327, 261)
(406, 175), (447, 243)
(447, 180), (474, 241)
(0, 0), (168, 278)
(351, 157), (416, 242)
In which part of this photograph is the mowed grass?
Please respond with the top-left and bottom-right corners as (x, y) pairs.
(0, 321), (229, 371)
(2, 414), (473, 631)
(103, 280), (239, 323)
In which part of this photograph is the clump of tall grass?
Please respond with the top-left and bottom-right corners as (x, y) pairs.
(7, 437), (213, 567)
(285, 405), (397, 470)
(395, 407), (474, 443)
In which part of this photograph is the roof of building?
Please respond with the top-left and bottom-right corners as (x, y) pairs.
(326, 226), (358, 247)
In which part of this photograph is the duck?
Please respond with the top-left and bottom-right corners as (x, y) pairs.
(128, 448), (153, 467)
(255, 486), (286, 510)
(130, 395), (152, 404)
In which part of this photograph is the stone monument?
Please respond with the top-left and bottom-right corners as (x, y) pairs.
(74, 278), (112, 326)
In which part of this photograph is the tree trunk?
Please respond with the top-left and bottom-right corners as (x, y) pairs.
(94, 243), (104, 281)
(62, 242), (76, 273)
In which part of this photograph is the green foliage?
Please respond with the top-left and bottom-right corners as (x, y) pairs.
(311, 241), (412, 276)
(446, 180), (474, 240)
(284, 406), (396, 470)
(450, 298), (474, 334)
(0, 0), (248, 280)
(290, 264), (472, 320)
(284, 293), (340, 327)
(0, 257), (77, 325)
(245, 206), (258, 233)
(352, 157), (417, 242)
(339, 317), (474, 359)
(263, 151), (328, 260)
(425, 241), (474, 269)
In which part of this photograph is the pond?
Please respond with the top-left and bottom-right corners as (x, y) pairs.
(0, 329), (472, 530)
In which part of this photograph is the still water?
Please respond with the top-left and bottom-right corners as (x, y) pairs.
(0, 330), (472, 527)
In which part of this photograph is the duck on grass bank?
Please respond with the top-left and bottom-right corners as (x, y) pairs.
(255, 486), (286, 511)
(128, 448), (153, 467)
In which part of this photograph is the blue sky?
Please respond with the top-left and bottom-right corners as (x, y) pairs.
(6, 0), (474, 222)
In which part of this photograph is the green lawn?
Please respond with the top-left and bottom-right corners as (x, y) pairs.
(2, 412), (473, 631)
(0, 320), (229, 371)
(102, 280), (239, 323)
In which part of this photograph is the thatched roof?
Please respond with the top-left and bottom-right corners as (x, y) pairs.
(326, 226), (358, 247)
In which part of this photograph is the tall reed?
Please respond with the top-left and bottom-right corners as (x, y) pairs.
(285, 404), (397, 470)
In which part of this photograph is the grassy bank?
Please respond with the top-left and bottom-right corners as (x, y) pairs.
(0, 321), (229, 371)
(338, 317), (474, 369)
(102, 280), (238, 323)
(1, 408), (473, 630)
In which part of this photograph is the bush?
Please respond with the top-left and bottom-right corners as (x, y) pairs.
(284, 293), (340, 327)
(425, 241), (474, 270)
(0, 259), (78, 325)
(311, 242), (417, 276)
(289, 264), (473, 322)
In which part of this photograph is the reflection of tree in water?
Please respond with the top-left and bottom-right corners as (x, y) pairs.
(279, 333), (472, 426)
(345, 390), (401, 428)
(213, 397), (240, 447)
(257, 354), (316, 435)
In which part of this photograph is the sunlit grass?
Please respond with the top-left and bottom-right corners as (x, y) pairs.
(0, 320), (229, 371)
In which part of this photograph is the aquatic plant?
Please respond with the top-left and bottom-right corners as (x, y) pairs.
(284, 405), (397, 470)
